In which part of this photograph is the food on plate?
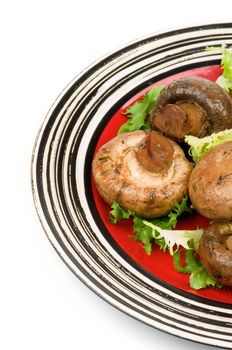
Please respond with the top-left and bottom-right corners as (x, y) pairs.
(188, 140), (232, 220)
(93, 46), (232, 291)
(198, 223), (232, 287)
(150, 76), (232, 142)
(92, 130), (192, 218)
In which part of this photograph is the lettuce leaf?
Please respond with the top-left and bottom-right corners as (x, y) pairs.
(216, 75), (232, 92)
(173, 246), (222, 290)
(109, 201), (133, 224)
(108, 195), (192, 255)
(108, 199), (221, 290)
(142, 222), (203, 255)
(206, 45), (232, 91)
(131, 214), (175, 255)
(206, 45), (232, 92)
(219, 47), (232, 84)
(149, 227), (220, 290)
(185, 128), (232, 163)
(132, 215), (155, 255)
(133, 219), (220, 290)
(118, 85), (164, 134)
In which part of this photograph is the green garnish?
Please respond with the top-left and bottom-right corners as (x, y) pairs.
(108, 198), (223, 290)
(109, 195), (191, 255)
(142, 223), (221, 289)
(206, 45), (232, 91)
(218, 47), (232, 88)
(142, 222), (203, 256)
(109, 201), (133, 224)
(117, 85), (164, 134)
(217, 47), (232, 91)
(185, 129), (232, 163)
(173, 242), (222, 290)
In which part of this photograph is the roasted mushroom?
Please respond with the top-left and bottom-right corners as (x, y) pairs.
(188, 141), (232, 221)
(198, 222), (232, 287)
(92, 130), (192, 218)
(150, 76), (232, 142)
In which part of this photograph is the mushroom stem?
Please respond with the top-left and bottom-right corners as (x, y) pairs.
(177, 102), (207, 136)
(153, 102), (206, 141)
(136, 132), (174, 173)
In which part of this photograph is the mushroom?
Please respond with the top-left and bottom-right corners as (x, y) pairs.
(150, 76), (232, 142)
(92, 130), (192, 218)
(198, 222), (232, 287)
(188, 141), (232, 221)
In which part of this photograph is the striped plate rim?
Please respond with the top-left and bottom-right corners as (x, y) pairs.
(31, 23), (232, 348)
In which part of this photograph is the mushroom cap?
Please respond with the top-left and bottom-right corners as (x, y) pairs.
(92, 130), (192, 218)
(198, 223), (232, 287)
(188, 141), (232, 220)
(151, 76), (232, 141)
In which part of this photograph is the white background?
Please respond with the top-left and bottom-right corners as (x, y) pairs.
(1, 1), (231, 349)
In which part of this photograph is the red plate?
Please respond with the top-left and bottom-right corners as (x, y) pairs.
(92, 65), (232, 304)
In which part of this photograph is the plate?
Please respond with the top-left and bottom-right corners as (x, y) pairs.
(31, 23), (232, 348)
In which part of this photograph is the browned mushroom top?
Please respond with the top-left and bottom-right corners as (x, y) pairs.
(150, 76), (232, 142)
(188, 141), (232, 221)
(198, 222), (232, 287)
(92, 130), (192, 218)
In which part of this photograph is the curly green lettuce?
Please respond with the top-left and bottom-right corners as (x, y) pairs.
(173, 242), (222, 290)
(109, 195), (191, 255)
(142, 221), (203, 255)
(109, 199), (221, 289)
(206, 45), (232, 91)
(139, 222), (221, 290)
(217, 47), (232, 91)
(185, 129), (232, 163)
(118, 85), (164, 134)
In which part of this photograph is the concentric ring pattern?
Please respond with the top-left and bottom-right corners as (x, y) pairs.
(32, 23), (232, 348)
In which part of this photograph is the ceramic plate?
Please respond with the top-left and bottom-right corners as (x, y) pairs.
(32, 23), (232, 348)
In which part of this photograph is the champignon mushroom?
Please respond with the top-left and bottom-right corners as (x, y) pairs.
(150, 76), (232, 142)
(92, 130), (192, 218)
(198, 222), (232, 287)
(188, 141), (232, 221)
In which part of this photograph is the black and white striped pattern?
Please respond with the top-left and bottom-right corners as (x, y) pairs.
(31, 23), (232, 348)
